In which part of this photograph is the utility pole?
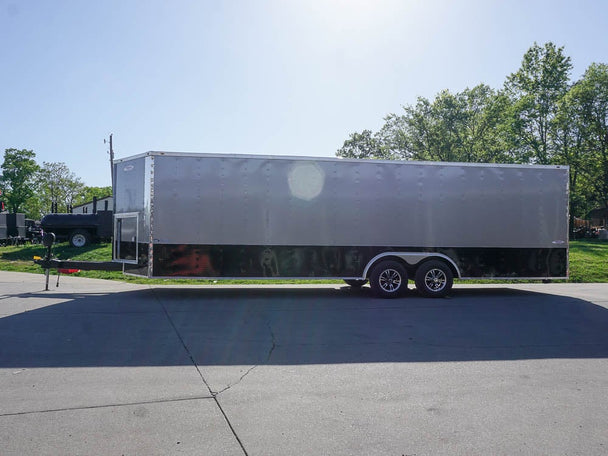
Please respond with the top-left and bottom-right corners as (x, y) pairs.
(105, 134), (115, 192)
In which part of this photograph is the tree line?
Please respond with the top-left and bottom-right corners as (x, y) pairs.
(336, 42), (608, 221)
(0, 148), (111, 219)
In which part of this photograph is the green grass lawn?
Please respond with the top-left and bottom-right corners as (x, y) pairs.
(0, 240), (606, 284)
(568, 239), (608, 282)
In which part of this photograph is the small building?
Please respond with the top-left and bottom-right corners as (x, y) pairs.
(72, 196), (113, 214)
(588, 207), (608, 227)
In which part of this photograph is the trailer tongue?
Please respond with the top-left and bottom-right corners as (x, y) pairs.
(34, 232), (122, 290)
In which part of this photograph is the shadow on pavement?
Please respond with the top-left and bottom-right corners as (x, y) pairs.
(1, 286), (607, 368)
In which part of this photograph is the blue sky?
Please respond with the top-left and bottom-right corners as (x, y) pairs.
(1, 0), (607, 187)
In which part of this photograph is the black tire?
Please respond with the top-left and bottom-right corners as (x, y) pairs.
(369, 260), (407, 298)
(414, 260), (453, 298)
(344, 279), (368, 288)
(69, 229), (91, 248)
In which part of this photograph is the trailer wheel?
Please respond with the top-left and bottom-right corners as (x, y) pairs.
(415, 260), (453, 298)
(369, 261), (407, 298)
(69, 230), (91, 248)
(344, 279), (368, 288)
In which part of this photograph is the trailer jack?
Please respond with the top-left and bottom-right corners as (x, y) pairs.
(39, 232), (56, 291)
(34, 232), (123, 290)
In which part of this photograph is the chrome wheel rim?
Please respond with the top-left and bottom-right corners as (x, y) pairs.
(72, 234), (86, 247)
(424, 268), (446, 292)
(379, 269), (402, 292)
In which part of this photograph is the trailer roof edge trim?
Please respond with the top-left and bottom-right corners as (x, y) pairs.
(113, 151), (569, 170)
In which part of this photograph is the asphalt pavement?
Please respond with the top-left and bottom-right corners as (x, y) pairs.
(1, 271), (607, 455)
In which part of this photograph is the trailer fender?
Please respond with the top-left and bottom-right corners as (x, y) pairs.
(362, 252), (461, 280)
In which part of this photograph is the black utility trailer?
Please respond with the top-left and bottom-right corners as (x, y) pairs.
(40, 211), (113, 247)
(0, 213), (26, 246)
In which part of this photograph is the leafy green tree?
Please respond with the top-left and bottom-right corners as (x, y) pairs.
(36, 162), (85, 214)
(342, 85), (509, 164)
(373, 112), (411, 159)
(404, 86), (509, 163)
(553, 77), (596, 220)
(398, 95), (439, 160)
(336, 129), (387, 159)
(504, 42), (573, 164)
(550, 62), (608, 224)
(0, 149), (39, 214)
(75, 186), (113, 207)
(21, 196), (45, 220)
(424, 89), (469, 161)
(567, 63), (608, 210)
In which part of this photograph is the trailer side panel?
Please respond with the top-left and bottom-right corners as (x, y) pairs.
(149, 155), (568, 249)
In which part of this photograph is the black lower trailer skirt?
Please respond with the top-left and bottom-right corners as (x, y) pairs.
(34, 259), (124, 271)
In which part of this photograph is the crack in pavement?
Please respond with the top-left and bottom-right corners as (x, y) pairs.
(152, 288), (250, 456)
(215, 323), (277, 395)
(0, 395), (213, 417)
